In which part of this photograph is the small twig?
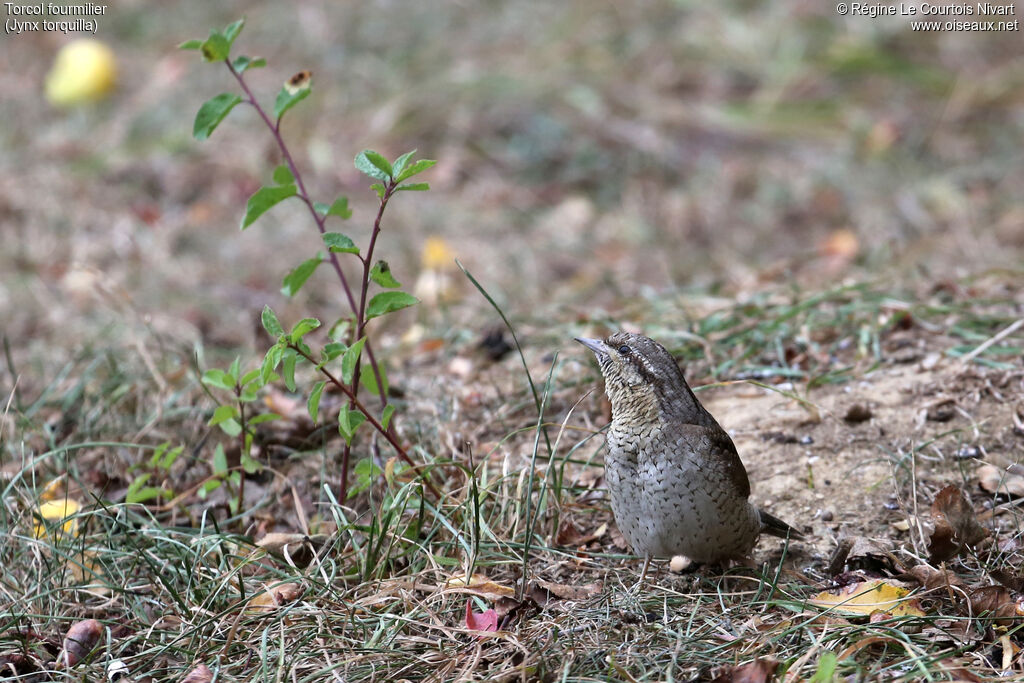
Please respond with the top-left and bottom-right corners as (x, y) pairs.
(959, 317), (1024, 365)
(289, 343), (441, 500)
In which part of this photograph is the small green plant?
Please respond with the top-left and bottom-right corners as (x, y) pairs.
(125, 441), (184, 505)
(180, 18), (437, 504)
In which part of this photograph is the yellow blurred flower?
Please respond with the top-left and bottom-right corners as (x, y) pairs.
(420, 237), (455, 270)
(45, 39), (117, 107)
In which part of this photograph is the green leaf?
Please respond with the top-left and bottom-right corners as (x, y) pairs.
(231, 55), (266, 73)
(370, 183), (387, 199)
(281, 350), (297, 391)
(307, 380), (326, 423)
(274, 85), (311, 121)
(247, 413), (279, 426)
(381, 404), (396, 430)
(323, 232), (359, 254)
(396, 158), (436, 182)
(348, 457), (382, 498)
(241, 184), (297, 229)
(126, 474), (170, 505)
(272, 164), (294, 185)
(198, 479), (221, 498)
(338, 404), (367, 445)
(281, 253), (324, 297)
(320, 342), (347, 365)
(240, 452), (261, 475)
(223, 18), (245, 46)
(391, 150), (416, 179)
(200, 31), (231, 61)
(212, 444), (228, 475)
(261, 344), (283, 384)
(369, 260), (401, 288)
(289, 317), (321, 342)
(314, 196), (352, 220)
(355, 150), (392, 181)
(240, 369), (261, 386)
(179, 39), (202, 50)
(202, 369), (235, 391)
(341, 337), (367, 385)
(229, 357), (241, 382)
(150, 443), (183, 471)
(360, 363), (388, 397)
(396, 182), (430, 192)
(193, 93), (243, 141)
(218, 417), (242, 437)
(261, 305), (284, 337)
(366, 291), (419, 320)
(209, 404), (239, 427)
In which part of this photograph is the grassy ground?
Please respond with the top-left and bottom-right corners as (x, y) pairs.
(3, 1), (1024, 681)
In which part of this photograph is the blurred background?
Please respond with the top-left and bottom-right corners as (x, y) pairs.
(2, 0), (1023, 366)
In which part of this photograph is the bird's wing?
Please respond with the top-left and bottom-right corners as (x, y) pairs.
(672, 423), (751, 498)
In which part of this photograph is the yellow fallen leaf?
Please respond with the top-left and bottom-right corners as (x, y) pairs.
(810, 579), (925, 618)
(40, 477), (68, 502)
(35, 499), (82, 539)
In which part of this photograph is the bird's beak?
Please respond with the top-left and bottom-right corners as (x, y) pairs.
(574, 337), (607, 356)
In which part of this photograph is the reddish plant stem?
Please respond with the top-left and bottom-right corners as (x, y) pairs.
(289, 343), (441, 500)
(224, 60), (390, 411)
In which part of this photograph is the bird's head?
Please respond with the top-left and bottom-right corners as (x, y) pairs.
(575, 332), (712, 426)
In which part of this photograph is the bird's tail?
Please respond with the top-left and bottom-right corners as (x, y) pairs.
(758, 508), (804, 540)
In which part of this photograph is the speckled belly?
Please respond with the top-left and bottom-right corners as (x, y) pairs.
(606, 425), (760, 562)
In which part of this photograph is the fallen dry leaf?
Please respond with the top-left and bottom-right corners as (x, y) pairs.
(181, 663), (214, 683)
(445, 573), (515, 600)
(990, 569), (1024, 593)
(60, 618), (102, 668)
(968, 585), (1024, 625)
(494, 595), (542, 629)
(904, 564), (966, 591)
(34, 498), (82, 539)
(534, 579), (602, 601)
(929, 485), (990, 563)
(711, 657), (779, 683)
(810, 579), (926, 618)
(255, 533), (322, 568)
(464, 600), (498, 633)
(246, 582), (303, 613)
(977, 464), (1024, 498)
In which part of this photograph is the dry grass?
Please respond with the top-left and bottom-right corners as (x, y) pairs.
(3, 0), (1024, 680)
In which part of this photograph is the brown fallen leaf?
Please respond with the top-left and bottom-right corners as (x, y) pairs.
(255, 532), (324, 568)
(534, 579), (603, 601)
(181, 663), (214, 683)
(246, 582), (303, 613)
(990, 569), (1024, 593)
(494, 596), (542, 629)
(977, 464), (1024, 498)
(903, 564), (966, 591)
(929, 485), (990, 563)
(711, 657), (780, 683)
(60, 618), (102, 668)
(810, 579), (926, 618)
(968, 585), (1024, 625)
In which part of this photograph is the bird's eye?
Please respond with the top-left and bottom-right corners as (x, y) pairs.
(618, 345), (631, 355)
